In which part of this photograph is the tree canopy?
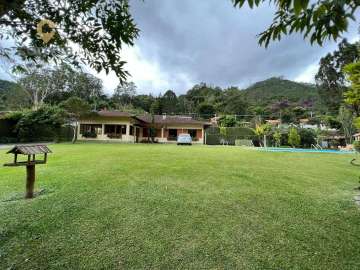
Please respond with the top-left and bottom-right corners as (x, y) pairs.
(232, 0), (359, 47)
(0, 0), (139, 81)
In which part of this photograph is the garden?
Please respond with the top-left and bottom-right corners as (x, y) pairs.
(1, 143), (360, 269)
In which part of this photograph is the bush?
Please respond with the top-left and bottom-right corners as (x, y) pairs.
(288, 127), (301, 147)
(353, 141), (360, 152)
(218, 116), (237, 127)
(205, 127), (255, 145)
(235, 139), (253, 147)
(299, 128), (316, 148)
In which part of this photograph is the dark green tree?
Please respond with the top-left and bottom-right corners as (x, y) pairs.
(315, 39), (360, 114)
(197, 103), (215, 119)
(161, 90), (179, 114)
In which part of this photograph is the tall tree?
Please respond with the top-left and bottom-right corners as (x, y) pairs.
(18, 64), (54, 110)
(343, 61), (360, 116)
(315, 39), (360, 114)
(232, 0), (359, 47)
(0, 0), (139, 81)
(60, 97), (91, 143)
(112, 81), (137, 109)
(161, 90), (179, 114)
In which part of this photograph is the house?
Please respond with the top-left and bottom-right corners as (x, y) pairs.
(266, 119), (281, 127)
(78, 111), (211, 144)
(353, 133), (360, 142)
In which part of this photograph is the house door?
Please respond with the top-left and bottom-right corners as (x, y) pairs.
(135, 127), (140, 143)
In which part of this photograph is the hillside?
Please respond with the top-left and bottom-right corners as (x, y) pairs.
(242, 77), (321, 108)
(0, 79), (29, 110)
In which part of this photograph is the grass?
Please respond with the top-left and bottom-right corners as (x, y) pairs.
(1, 143), (360, 269)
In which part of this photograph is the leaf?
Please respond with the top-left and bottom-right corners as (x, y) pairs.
(293, 0), (303, 16)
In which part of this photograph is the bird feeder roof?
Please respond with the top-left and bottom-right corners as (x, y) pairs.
(7, 145), (52, 155)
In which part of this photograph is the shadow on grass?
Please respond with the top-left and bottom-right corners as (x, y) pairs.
(1, 188), (54, 203)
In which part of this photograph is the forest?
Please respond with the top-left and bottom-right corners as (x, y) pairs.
(0, 38), (359, 146)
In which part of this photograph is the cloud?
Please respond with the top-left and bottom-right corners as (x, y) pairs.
(116, 0), (358, 94)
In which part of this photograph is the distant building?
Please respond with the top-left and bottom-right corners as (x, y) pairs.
(78, 111), (211, 144)
(266, 119), (281, 127)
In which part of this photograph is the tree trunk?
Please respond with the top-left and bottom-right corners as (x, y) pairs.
(25, 165), (35, 199)
(72, 123), (78, 144)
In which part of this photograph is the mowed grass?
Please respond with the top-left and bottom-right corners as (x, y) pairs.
(1, 143), (360, 270)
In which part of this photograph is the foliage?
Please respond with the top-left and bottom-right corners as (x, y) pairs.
(161, 90), (179, 114)
(0, 79), (30, 110)
(60, 97), (91, 118)
(112, 81), (137, 108)
(254, 123), (272, 137)
(337, 106), (355, 143)
(298, 128), (316, 148)
(273, 130), (282, 147)
(197, 103), (215, 119)
(321, 115), (342, 130)
(18, 64), (54, 110)
(219, 115), (237, 127)
(17, 63), (105, 110)
(232, 0), (359, 47)
(13, 105), (66, 142)
(343, 61), (360, 115)
(288, 127), (300, 147)
(206, 126), (255, 145)
(0, 0), (139, 81)
(353, 141), (360, 152)
(316, 39), (360, 114)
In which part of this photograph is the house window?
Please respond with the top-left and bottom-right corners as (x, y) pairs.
(121, 125), (127, 135)
(104, 125), (123, 139)
(80, 124), (102, 135)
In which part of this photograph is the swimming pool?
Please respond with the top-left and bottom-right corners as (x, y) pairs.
(259, 147), (355, 154)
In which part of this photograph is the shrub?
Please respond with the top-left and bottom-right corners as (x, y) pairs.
(353, 141), (360, 152)
(299, 128), (316, 148)
(218, 115), (237, 127)
(288, 127), (301, 147)
(235, 139), (253, 147)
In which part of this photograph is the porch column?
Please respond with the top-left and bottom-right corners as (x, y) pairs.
(161, 127), (164, 138)
(202, 128), (205, 144)
(126, 124), (130, 137)
(101, 124), (105, 137)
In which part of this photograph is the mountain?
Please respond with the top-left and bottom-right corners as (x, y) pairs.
(0, 79), (29, 110)
(241, 77), (321, 109)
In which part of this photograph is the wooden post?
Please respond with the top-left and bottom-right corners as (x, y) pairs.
(25, 164), (35, 199)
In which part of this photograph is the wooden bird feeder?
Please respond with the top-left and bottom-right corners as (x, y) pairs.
(4, 145), (52, 199)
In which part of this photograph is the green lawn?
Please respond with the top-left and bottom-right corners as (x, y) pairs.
(1, 144), (360, 270)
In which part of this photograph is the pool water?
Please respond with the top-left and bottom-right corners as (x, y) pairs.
(259, 147), (355, 154)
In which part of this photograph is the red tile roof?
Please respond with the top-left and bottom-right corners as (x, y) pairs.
(136, 115), (210, 125)
(97, 111), (132, 117)
(93, 111), (210, 125)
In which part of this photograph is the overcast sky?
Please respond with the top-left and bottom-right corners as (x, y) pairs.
(94, 0), (357, 96)
(1, 0), (359, 95)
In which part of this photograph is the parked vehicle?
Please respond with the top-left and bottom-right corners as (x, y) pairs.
(177, 133), (192, 145)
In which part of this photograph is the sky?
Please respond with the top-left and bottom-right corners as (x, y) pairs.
(1, 0), (359, 95)
(98, 0), (358, 95)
